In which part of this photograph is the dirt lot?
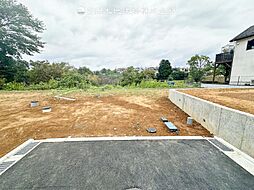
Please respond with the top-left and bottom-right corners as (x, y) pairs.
(0, 89), (211, 157)
(181, 88), (254, 115)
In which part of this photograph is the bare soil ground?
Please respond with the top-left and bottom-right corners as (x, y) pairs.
(181, 88), (254, 115)
(0, 89), (211, 157)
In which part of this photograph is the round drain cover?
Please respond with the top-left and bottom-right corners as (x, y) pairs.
(147, 128), (156, 133)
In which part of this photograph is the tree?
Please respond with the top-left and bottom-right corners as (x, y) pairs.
(157, 59), (172, 81)
(120, 67), (140, 86)
(187, 55), (212, 82)
(78, 66), (93, 76)
(12, 60), (29, 82)
(0, 57), (29, 83)
(28, 61), (70, 83)
(139, 69), (156, 80)
(95, 68), (121, 85)
(170, 68), (188, 80)
(0, 0), (45, 59)
(59, 71), (89, 89)
(0, 0), (45, 83)
(215, 64), (231, 83)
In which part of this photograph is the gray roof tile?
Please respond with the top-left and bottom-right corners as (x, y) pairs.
(230, 25), (254, 42)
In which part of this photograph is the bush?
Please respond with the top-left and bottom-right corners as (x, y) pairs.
(0, 78), (6, 89)
(101, 85), (114, 91)
(120, 67), (140, 86)
(170, 69), (188, 80)
(3, 81), (25, 90)
(138, 80), (169, 88)
(27, 79), (59, 90)
(58, 72), (90, 89)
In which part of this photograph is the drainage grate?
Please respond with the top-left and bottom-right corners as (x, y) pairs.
(208, 139), (233, 152)
(14, 142), (40, 156)
(0, 161), (15, 173)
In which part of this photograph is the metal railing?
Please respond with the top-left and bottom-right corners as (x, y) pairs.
(215, 52), (234, 64)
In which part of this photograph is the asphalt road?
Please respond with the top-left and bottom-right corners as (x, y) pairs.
(0, 139), (253, 189)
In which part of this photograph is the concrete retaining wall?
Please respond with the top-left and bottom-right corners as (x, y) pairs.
(169, 89), (254, 158)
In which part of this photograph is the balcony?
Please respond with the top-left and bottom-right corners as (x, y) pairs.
(215, 52), (234, 64)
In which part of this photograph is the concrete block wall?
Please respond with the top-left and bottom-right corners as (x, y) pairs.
(169, 89), (254, 158)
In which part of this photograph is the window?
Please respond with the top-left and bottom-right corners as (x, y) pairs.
(246, 39), (254, 50)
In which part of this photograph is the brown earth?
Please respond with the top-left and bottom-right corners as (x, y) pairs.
(0, 89), (211, 157)
(180, 88), (254, 115)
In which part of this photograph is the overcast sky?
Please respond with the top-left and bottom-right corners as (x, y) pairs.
(19, 0), (253, 70)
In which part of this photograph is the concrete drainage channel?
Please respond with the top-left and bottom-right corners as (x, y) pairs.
(169, 89), (254, 158)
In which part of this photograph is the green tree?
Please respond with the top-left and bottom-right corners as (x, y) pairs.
(170, 68), (188, 80)
(157, 59), (172, 81)
(187, 55), (212, 82)
(0, 0), (45, 59)
(59, 71), (89, 89)
(100, 68), (108, 75)
(120, 67), (140, 86)
(95, 68), (121, 85)
(78, 66), (93, 76)
(0, 56), (16, 82)
(0, 57), (29, 83)
(139, 69), (156, 80)
(13, 60), (29, 82)
(28, 61), (70, 83)
(0, 0), (45, 83)
(0, 78), (6, 89)
(215, 64), (231, 83)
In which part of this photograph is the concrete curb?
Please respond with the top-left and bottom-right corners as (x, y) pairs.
(0, 139), (41, 176)
(0, 139), (34, 163)
(169, 89), (254, 158)
(1, 136), (254, 176)
(39, 136), (205, 143)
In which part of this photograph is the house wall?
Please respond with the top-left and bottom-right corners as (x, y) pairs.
(230, 37), (254, 85)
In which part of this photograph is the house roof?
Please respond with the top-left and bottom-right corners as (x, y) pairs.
(230, 25), (254, 42)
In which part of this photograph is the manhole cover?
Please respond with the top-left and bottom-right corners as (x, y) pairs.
(147, 128), (156, 133)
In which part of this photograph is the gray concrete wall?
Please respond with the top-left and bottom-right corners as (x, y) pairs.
(169, 89), (254, 158)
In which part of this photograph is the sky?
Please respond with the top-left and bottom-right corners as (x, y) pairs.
(18, 0), (254, 70)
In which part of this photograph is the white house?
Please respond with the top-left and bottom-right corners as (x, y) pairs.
(214, 25), (254, 85)
(229, 26), (254, 85)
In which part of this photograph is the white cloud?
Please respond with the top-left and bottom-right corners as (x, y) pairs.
(19, 0), (254, 70)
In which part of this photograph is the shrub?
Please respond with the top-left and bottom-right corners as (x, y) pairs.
(3, 81), (25, 90)
(138, 80), (169, 88)
(170, 69), (188, 80)
(58, 72), (89, 89)
(0, 78), (6, 89)
(101, 85), (114, 90)
(27, 79), (59, 90)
